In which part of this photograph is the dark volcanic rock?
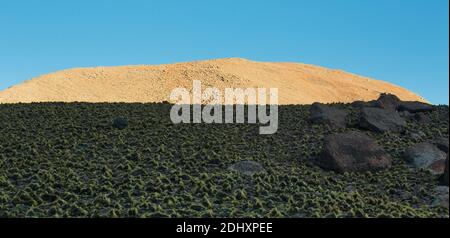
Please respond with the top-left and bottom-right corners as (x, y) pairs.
(403, 143), (447, 175)
(374, 93), (401, 111)
(397, 101), (434, 113)
(229, 160), (265, 176)
(317, 131), (392, 173)
(359, 107), (406, 133)
(435, 138), (449, 154)
(112, 117), (129, 130)
(441, 156), (449, 186)
(431, 186), (449, 209)
(309, 103), (348, 128)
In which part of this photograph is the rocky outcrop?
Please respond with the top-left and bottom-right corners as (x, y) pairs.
(403, 143), (447, 175)
(309, 103), (348, 128)
(359, 107), (406, 133)
(374, 93), (401, 111)
(316, 131), (392, 173)
(397, 101), (434, 113)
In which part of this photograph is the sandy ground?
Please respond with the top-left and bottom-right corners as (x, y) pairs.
(0, 58), (426, 104)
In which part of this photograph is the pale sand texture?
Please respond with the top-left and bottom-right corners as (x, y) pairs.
(0, 58), (426, 104)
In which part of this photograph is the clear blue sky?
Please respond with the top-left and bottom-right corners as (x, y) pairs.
(0, 0), (448, 104)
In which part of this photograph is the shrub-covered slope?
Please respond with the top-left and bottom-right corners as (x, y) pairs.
(0, 103), (448, 218)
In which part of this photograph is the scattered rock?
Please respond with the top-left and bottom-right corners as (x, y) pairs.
(431, 186), (449, 209)
(397, 101), (434, 113)
(290, 213), (308, 218)
(403, 143), (447, 175)
(229, 160), (265, 176)
(344, 185), (356, 193)
(316, 131), (392, 173)
(309, 103), (348, 128)
(359, 107), (406, 133)
(409, 131), (426, 141)
(374, 93), (401, 111)
(435, 138), (449, 154)
(112, 117), (129, 130)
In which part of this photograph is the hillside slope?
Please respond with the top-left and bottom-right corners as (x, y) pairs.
(0, 58), (426, 104)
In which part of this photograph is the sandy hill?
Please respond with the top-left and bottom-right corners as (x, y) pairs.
(0, 58), (426, 104)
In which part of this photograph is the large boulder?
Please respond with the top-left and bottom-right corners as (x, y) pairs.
(374, 93), (401, 111)
(359, 107), (406, 133)
(309, 103), (348, 128)
(397, 101), (434, 113)
(403, 143), (447, 175)
(316, 131), (392, 173)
